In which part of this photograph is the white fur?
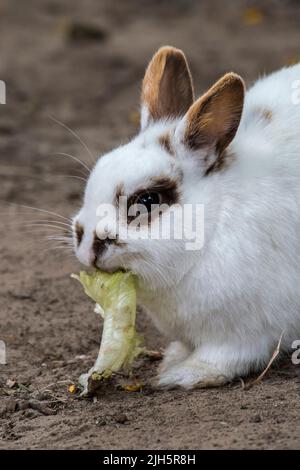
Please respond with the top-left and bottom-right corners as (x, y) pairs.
(73, 63), (300, 388)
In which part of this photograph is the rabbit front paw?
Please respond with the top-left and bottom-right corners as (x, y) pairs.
(158, 341), (191, 374)
(155, 358), (228, 390)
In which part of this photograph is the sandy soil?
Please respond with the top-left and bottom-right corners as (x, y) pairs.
(0, 0), (300, 450)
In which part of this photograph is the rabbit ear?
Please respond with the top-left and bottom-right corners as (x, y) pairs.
(178, 72), (245, 172)
(141, 46), (194, 129)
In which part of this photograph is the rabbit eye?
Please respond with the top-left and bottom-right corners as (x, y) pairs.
(135, 192), (161, 212)
(125, 176), (180, 224)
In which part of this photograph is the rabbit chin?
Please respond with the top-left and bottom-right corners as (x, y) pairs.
(131, 252), (197, 291)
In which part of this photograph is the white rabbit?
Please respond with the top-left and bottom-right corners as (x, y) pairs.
(73, 46), (300, 389)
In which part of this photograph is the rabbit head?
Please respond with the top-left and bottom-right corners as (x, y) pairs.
(73, 46), (245, 289)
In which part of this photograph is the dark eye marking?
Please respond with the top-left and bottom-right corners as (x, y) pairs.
(127, 175), (181, 223)
(75, 221), (84, 246)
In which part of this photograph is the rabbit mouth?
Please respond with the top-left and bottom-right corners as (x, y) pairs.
(93, 248), (129, 273)
(93, 253), (120, 273)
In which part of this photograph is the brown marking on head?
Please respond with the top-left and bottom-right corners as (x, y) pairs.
(184, 72), (244, 174)
(262, 108), (272, 121)
(75, 221), (84, 246)
(159, 133), (174, 155)
(115, 183), (125, 206)
(205, 149), (236, 176)
(254, 107), (272, 122)
(141, 46), (194, 126)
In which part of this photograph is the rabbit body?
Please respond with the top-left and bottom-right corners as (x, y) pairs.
(74, 48), (300, 388)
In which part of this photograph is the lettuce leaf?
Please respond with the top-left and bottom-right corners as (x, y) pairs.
(71, 270), (143, 395)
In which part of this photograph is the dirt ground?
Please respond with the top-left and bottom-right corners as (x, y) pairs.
(0, 0), (300, 450)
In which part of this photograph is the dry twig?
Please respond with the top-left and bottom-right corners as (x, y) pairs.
(242, 332), (284, 390)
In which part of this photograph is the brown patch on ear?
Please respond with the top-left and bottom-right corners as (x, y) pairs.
(75, 222), (84, 246)
(142, 46), (194, 124)
(159, 133), (174, 155)
(185, 73), (245, 157)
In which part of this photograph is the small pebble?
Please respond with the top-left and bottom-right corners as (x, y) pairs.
(95, 419), (107, 427)
(250, 414), (262, 423)
(115, 413), (128, 424)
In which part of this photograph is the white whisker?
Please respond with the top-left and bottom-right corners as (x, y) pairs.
(18, 219), (72, 228)
(20, 223), (72, 233)
(48, 115), (96, 165)
(41, 244), (74, 256)
(51, 152), (91, 174)
(47, 235), (73, 243)
(58, 174), (87, 182)
(8, 203), (72, 222)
